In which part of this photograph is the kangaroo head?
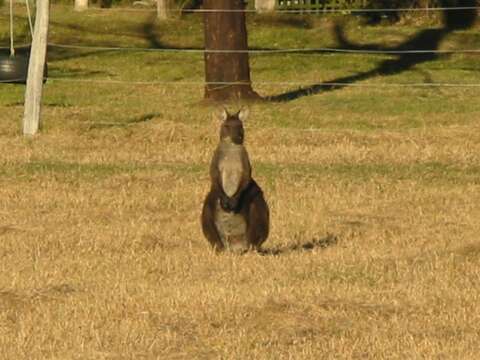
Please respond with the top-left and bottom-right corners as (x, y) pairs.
(218, 108), (249, 145)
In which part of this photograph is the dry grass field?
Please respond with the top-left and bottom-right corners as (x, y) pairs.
(1, 5), (480, 359)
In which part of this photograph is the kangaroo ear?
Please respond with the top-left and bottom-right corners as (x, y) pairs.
(217, 108), (228, 122)
(238, 107), (249, 122)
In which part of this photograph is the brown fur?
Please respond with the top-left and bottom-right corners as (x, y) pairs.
(201, 109), (269, 252)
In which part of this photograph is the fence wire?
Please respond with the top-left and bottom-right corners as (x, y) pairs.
(71, 6), (480, 14)
(2, 5), (480, 89)
(46, 43), (480, 55)
(43, 78), (480, 88)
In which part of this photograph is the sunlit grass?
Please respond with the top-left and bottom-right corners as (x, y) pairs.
(1, 5), (480, 359)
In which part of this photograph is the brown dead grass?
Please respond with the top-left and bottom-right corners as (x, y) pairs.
(1, 9), (480, 358)
(1, 91), (480, 358)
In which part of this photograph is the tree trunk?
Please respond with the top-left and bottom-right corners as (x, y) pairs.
(99, 0), (112, 8)
(441, 0), (477, 30)
(203, 0), (260, 101)
(74, 0), (88, 11)
(23, 0), (49, 136)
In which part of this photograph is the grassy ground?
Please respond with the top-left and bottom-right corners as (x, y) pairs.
(1, 4), (480, 359)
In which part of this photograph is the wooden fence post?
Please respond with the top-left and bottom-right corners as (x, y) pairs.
(157, 0), (168, 20)
(74, 0), (88, 11)
(23, 0), (49, 136)
(256, 0), (276, 13)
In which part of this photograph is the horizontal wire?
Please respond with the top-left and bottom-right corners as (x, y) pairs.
(47, 43), (480, 55)
(68, 6), (480, 14)
(188, 6), (480, 13)
(45, 78), (480, 88)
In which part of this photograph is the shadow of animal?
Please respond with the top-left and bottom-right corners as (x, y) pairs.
(259, 233), (338, 256)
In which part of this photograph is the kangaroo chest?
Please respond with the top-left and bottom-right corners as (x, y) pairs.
(217, 144), (246, 197)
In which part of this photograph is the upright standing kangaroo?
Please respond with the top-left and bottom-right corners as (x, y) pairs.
(201, 108), (269, 253)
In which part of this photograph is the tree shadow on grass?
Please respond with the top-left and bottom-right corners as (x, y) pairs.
(267, 0), (478, 102)
(258, 233), (338, 256)
(87, 112), (161, 130)
(19, 13), (283, 64)
(43, 14), (204, 62)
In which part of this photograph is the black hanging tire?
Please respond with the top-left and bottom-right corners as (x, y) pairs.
(0, 54), (48, 84)
(0, 55), (29, 83)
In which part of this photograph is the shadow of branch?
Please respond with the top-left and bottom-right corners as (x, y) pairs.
(267, 0), (478, 103)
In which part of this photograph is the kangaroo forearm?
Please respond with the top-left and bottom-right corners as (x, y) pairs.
(230, 173), (252, 200)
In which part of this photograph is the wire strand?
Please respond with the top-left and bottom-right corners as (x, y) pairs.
(183, 6), (480, 13)
(46, 78), (480, 88)
(71, 6), (480, 14)
(47, 43), (480, 55)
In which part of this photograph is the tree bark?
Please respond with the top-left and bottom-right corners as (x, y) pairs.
(99, 0), (112, 8)
(203, 0), (260, 101)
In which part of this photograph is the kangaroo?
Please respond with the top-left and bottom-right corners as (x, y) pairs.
(201, 108), (269, 253)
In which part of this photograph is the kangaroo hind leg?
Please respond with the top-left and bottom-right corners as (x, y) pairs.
(201, 192), (225, 252)
(246, 193), (269, 250)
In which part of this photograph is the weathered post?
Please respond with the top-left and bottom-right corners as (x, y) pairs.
(157, 0), (168, 20)
(74, 0), (88, 11)
(23, 0), (49, 136)
(422, 0), (430, 19)
(256, 0), (276, 13)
